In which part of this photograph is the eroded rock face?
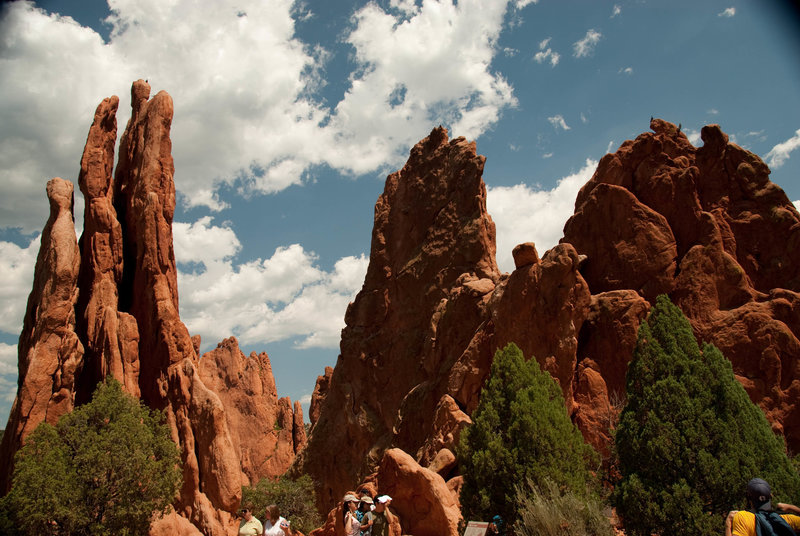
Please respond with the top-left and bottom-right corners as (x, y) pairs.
(76, 95), (140, 402)
(0, 178), (84, 493)
(198, 337), (304, 486)
(564, 118), (800, 450)
(1, 81), (303, 535)
(301, 120), (800, 514)
(295, 127), (501, 511)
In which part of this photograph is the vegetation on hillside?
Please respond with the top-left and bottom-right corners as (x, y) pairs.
(614, 295), (800, 536)
(0, 379), (182, 536)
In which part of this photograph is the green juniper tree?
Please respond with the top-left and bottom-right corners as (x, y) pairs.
(614, 295), (800, 536)
(242, 474), (321, 534)
(457, 342), (597, 527)
(4, 379), (182, 536)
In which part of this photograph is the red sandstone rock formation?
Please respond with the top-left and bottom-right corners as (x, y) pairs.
(76, 95), (140, 402)
(0, 178), (84, 492)
(0, 81), (303, 535)
(297, 127), (501, 511)
(300, 120), (800, 514)
(310, 449), (459, 536)
(563, 118), (800, 448)
(198, 337), (304, 486)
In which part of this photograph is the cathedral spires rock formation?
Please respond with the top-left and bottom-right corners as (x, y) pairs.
(1, 81), (305, 535)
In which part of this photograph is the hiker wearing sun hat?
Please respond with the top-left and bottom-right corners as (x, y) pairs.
(725, 478), (800, 536)
(343, 493), (362, 536)
(357, 495), (374, 536)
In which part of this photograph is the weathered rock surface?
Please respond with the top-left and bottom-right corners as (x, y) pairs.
(0, 81), (303, 535)
(296, 127), (501, 511)
(76, 95), (140, 403)
(376, 448), (461, 536)
(563, 118), (800, 449)
(0, 178), (84, 492)
(198, 337), (304, 486)
(300, 120), (800, 514)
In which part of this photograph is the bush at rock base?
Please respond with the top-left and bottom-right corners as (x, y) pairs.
(242, 474), (321, 534)
(2, 379), (181, 536)
(514, 477), (613, 536)
(613, 295), (800, 536)
(457, 342), (598, 528)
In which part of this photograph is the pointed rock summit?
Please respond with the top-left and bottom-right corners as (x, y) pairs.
(299, 120), (800, 525)
(0, 81), (304, 535)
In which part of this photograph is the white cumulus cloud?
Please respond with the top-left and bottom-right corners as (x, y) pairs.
(611, 5), (621, 18)
(488, 158), (597, 272)
(548, 115), (570, 131)
(0, 0), (519, 231)
(0, 236), (40, 335)
(0, 343), (16, 376)
(175, 219), (369, 350)
(766, 128), (800, 169)
(573, 29), (602, 58)
(718, 7), (736, 17)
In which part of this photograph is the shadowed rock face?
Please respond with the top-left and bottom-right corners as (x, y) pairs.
(299, 121), (800, 517)
(0, 81), (303, 535)
(294, 127), (501, 512)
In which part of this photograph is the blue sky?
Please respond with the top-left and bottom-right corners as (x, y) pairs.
(1, 0), (799, 426)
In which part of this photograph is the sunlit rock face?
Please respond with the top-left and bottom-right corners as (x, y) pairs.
(0, 81), (303, 536)
(299, 120), (800, 514)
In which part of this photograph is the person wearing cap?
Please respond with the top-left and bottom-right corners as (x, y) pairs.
(726, 478), (800, 536)
(237, 507), (263, 536)
(366, 495), (394, 536)
(343, 493), (362, 536)
(358, 495), (375, 536)
(263, 504), (289, 536)
(356, 495), (373, 535)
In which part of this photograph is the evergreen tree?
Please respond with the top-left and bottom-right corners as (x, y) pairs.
(6, 379), (182, 536)
(614, 295), (800, 536)
(457, 342), (597, 527)
(242, 474), (322, 534)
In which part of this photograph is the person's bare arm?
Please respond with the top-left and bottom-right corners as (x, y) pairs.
(725, 510), (737, 536)
(777, 503), (800, 515)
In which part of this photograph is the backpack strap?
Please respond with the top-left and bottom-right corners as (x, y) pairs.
(753, 510), (797, 536)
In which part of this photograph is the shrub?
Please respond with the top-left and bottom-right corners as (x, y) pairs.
(613, 295), (800, 536)
(457, 342), (598, 527)
(5, 379), (182, 536)
(242, 474), (321, 534)
(514, 477), (613, 536)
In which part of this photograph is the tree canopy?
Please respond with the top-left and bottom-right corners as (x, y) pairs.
(614, 295), (800, 536)
(457, 342), (597, 527)
(3, 379), (182, 536)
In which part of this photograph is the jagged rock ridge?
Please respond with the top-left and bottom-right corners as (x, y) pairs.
(0, 81), (304, 536)
(298, 120), (800, 528)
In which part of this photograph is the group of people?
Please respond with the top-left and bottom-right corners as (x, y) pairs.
(343, 489), (394, 536)
(238, 477), (800, 536)
(237, 504), (292, 536)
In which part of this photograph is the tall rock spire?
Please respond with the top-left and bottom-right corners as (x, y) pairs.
(0, 178), (84, 492)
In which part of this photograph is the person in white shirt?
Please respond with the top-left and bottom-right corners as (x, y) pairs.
(263, 504), (288, 536)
